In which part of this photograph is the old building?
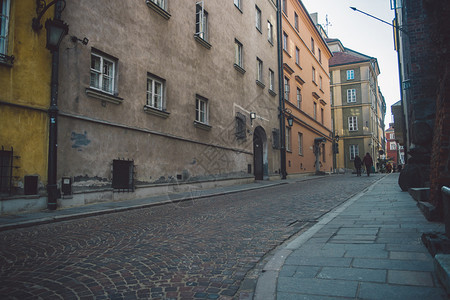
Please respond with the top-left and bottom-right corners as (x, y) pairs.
(0, 0), (54, 212)
(385, 123), (398, 167)
(328, 38), (386, 172)
(50, 0), (281, 207)
(281, 0), (333, 176)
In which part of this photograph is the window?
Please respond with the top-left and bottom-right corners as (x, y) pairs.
(282, 0), (287, 14)
(284, 76), (290, 100)
(294, 12), (299, 30)
(347, 70), (354, 80)
(283, 32), (288, 51)
(390, 141), (397, 150)
(347, 89), (356, 102)
(255, 5), (262, 32)
(319, 75), (323, 90)
(296, 87), (302, 108)
(195, 2), (208, 42)
(286, 127), (291, 152)
(322, 144), (326, 162)
(146, 74), (165, 110)
(235, 112), (246, 140)
(269, 69), (275, 91)
(256, 57), (263, 83)
(0, 0), (10, 57)
(313, 102), (317, 120)
(234, 0), (241, 10)
(318, 48), (322, 63)
(349, 144), (359, 160)
(235, 39), (243, 68)
(295, 47), (300, 65)
(268, 21), (273, 44)
(348, 116), (358, 131)
(391, 133), (395, 139)
(321, 108), (324, 124)
(149, 0), (165, 9)
(195, 95), (208, 124)
(311, 38), (315, 54)
(298, 132), (303, 155)
(90, 52), (116, 95)
(112, 159), (134, 192)
(312, 67), (316, 83)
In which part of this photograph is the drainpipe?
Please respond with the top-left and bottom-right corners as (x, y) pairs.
(47, 2), (63, 210)
(276, 0), (287, 179)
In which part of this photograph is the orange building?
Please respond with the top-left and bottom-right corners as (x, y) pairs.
(281, 0), (333, 175)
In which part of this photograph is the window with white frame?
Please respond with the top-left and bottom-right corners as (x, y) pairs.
(195, 95), (208, 124)
(256, 57), (263, 83)
(268, 21), (273, 44)
(390, 141), (397, 150)
(348, 116), (358, 131)
(296, 87), (302, 109)
(234, 0), (241, 10)
(391, 133), (395, 139)
(195, 2), (208, 41)
(284, 76), (290, 100)
(0, 0), (10, 56)
(269, 69), (275, 91)
(283, 32), (288, 51)
(255, 5), (261, 32)
(298, 132), (303, 155)
(235, 39), (243, 68)
(347, 69), (354, 80)
(90, 52), (116, 95)
(295, 47), (300, 65)
(146, 74), (165, 110)
(286, 126), (291, 152)
(349, 144), (359, 160)
(347, 89), (356, 102)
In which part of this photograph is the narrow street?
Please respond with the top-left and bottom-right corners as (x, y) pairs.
(0, 174), (381, 299)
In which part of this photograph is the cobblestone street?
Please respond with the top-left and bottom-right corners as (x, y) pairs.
(0, 174), (381, 299)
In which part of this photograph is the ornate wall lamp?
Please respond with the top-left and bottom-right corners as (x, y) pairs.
(282, 108), (294, 127)
(250, 112), (257, 126)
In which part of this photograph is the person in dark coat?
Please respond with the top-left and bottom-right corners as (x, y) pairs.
(354, 155), (362, 176)
(362, 152), (373, 176)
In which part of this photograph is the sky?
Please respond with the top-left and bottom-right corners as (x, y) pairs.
(300, 0), (400, 128)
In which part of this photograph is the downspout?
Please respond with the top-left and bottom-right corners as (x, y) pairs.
(276, 0), (287, 179)
(47, 2), (64, 210)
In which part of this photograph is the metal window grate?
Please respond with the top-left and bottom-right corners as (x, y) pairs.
(112, 159), (134, 192)
(0, 146), (13, 195)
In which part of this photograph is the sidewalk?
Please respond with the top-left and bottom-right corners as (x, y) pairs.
(254, 173), (448, 299)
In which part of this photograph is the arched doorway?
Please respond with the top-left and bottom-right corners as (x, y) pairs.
(253, 126), (268, 180)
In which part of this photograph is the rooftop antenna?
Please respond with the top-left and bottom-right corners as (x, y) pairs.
(324, 14), (332, 36)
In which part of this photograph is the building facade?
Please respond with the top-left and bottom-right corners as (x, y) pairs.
(385, 123), (398, 167)
(328, 38), (386, 171)
(0, 0), (54, 211)
(281, 0), (333, 175)
(52, 0), (281, 207)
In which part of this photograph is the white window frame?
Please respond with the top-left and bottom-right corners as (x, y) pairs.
(0, 0), (11, 56)
(90, 52), (116, 95)
(146, 74), (165, 110)
(390, 141), (397, 150)
(348, 116), (358, 131)
(268, 21), (273, 44)
(347, 89), (356, 103)
(347, 69), (354, 80)
(286, 126), (291, 152)
(234, 0), (241, 10)
(296, 87), (302, 109)
(255, 5), (262, 32)
(349, 144), (359, 160)
(284, 76), (290, 100)
(235, 39), (243, 68)
(269, 69), (275, 91)
(149, 0), (165, 9)
(195, 1), (208, 41)
(298, 132), (303, 155)
(195, 95), (208, 124)
(256, 57), (263, 83)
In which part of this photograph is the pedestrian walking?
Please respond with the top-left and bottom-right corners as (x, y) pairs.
(362, 153), (373, 176)
(354, 155), (362, 176)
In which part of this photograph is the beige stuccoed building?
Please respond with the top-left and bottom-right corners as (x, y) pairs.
(55, 0), (281, 206)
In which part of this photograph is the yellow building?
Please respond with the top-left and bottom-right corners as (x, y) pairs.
(0, 0), (53, 207)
